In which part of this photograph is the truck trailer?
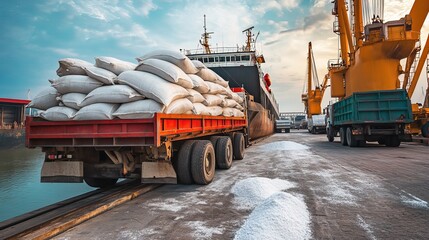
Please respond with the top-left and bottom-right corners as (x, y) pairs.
(26, 92), (251, 188)
(326, 90), (413, 147)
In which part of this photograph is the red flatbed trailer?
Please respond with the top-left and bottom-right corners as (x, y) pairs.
(25, 113), (248, 187)
(26, 113), (247, 148)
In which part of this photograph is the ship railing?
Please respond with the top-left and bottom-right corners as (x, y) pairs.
(181, 46), (255, 55)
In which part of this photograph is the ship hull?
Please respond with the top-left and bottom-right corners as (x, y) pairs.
(210, 66), (278, 141)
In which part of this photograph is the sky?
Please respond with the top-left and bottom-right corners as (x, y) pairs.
(0, 0), (428, 112)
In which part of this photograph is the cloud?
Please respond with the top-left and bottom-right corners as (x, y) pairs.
(39, 0), (157, 21)
(48, 48), (79, 57)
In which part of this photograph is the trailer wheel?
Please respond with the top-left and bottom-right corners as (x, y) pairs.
(285, 129), (290, 133)
(233, 133), (245, 160)
(84, 177), (118, 188)
(215, 136), (233, 169)
(377, 138), (386, 145)
(422, 122), (429, 138)
(327, 127), (335, 142)
(386, 136), (401, 147)
(191, 140), (216, 185)
(312, 127), (316, 134)
(340, 128), (348, 146)
(346, 127), (358, 147)
(176, 140), (197, 184)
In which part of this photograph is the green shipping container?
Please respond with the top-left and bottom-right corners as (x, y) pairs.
(332, 90), (413, 126)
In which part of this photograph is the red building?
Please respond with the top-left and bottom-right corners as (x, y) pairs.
(0, 98), (31, 129)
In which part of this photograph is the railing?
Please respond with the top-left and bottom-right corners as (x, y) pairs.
(181, 46), (255, 55)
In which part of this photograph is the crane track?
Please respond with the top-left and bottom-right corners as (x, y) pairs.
(0, 180), (161, 240)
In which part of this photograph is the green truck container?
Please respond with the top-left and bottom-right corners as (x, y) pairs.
(326, 90), (412, 147)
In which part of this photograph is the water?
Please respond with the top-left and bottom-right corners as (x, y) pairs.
(0, 148), (95, 222)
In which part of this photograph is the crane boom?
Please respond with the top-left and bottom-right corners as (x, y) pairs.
(410, 1), (429, 32)
(408, 35), (429, 98)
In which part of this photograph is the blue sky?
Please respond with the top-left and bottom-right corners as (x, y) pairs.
(0, 0), (427, 111)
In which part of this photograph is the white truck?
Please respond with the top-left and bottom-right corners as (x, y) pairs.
(275, 117), (292, 133)
(308, 114), (326, 134)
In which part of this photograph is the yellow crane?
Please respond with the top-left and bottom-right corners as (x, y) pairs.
(325, 0), (429, 147)
(301, 42), (328, 118)
(328, 0), (428, 98)
(405, 36), (429, 136)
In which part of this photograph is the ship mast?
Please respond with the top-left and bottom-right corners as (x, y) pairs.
(242, 26), (254, 51)
(200, 15), (213, 54)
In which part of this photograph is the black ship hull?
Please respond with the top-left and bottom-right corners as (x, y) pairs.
(210, 66), (279, 140)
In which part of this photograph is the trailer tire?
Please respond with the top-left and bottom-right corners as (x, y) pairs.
(340, 128), (348, 146)
(346, 127), (358, 147)
(215, 136), (233, 169)
(233, 133), (245, 160)
(285, 129), (290, 133)
(191, 140), (216, 185)
(84, 177), (118, 188)
(386, 136), (401, 147)
(377, 138), (386, 145)
(327, 127), (335, 142)
(176, 140), (197, 184)
(312, 127), (316, 134)
(422, 122), (429, 138)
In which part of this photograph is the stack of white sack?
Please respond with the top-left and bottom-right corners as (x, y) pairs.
(135, 50), (244, 117)
(29, 50), (245, 121)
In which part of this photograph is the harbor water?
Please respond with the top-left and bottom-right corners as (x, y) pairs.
(0, 147), (94, 222)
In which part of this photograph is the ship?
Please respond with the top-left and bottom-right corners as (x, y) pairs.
(182, 16), (280, 140)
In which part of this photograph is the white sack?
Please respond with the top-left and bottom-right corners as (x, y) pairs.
(224, 98), (239, 108)
(205, 81), (228, 95)
(50, 75), (103, 94)
(222, 107), (235, 117)
(187, 89), (207, 105)
(213, 72), (229, 87)
(191, 60), (207, 70)
(136, 50), (198, 74)
(206, 106), (223, 116)
(203, 94), (224, 106)
(164, 98), (194, 114)
(113, 99), (165, 119)
(192, 103), (210, 115)
(233, 108), (245, 117)
(135, 58), (194, 88)
(232, 92), (244, 104)
(74, 103), (119, 120)
(188, 74), (210, 93)
(95, 56), (136, 75)
(57, 93), (86, 110)
(84, 66), (117, 85)
(40, 106), (77, 121)
(117, 71), (190, 106)
(79, 85), (143, 107)
(56, 58), (93, 76)
(196, 68), (218, 82)
(27, 87), (59, 110)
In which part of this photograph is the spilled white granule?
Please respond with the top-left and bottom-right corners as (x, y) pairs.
(231, 177), (296, 209)
(234, 192), (312, 240)
(400, 194), (429, 209)
(256, 141), (309, 151)
(186, 221), (224, 239)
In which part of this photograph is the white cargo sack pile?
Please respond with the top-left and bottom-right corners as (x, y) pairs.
(31, 49), (244, 121)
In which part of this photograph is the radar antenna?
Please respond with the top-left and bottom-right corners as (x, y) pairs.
(200, 15), (214, 54)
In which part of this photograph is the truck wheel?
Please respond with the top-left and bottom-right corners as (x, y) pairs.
(176, 140), (197, 184)
(327, 127), (334, 142)
(340, 128), (348, 146)
(422, 122), (429, 138)
(84, 177), (118, 188)
(312, 127), (316, 134)
(285, 129), (290, 133)
(377, 138), (386, 145)
(346, 127), (358, 147)
(386, 136), (401, 147)
(215, 136), (233, 169)
(233, 133), (245, 160)
(191, 140), (216, 185)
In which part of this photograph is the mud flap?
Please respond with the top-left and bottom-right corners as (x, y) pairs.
(141, 161), (177, 184)
(41, 161), (84, 183)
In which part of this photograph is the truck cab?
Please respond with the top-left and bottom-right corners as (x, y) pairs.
(275, 117), (292, 133)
